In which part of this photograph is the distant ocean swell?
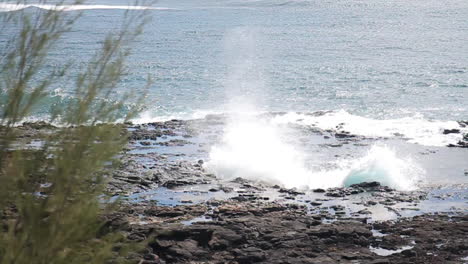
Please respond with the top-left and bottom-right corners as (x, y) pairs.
(2, 88), (465, 147)
(0, 3), (175, 12)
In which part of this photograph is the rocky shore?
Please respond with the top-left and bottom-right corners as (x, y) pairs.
(101, 116), (467, 263)
(5, 116), (468, 263)
(107, 201), (467, 264)
(106, 162), (467, 263)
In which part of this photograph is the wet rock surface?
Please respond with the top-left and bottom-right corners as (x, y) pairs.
(110, 200), (467, 264)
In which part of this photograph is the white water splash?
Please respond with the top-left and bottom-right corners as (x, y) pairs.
(206, 115), (313, 189)
(206, 114), (424, 191)
(206, 27), (425, 191)
(343, 145), (424, 191)
(206, 27), (315, 188)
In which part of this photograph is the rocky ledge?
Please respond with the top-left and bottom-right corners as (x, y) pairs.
(106, 200), (467, 264)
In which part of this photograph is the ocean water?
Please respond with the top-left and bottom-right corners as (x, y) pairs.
(2, 0), (467, 120)
(1, 0), (467, 190)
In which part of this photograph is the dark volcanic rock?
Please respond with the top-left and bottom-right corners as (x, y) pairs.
(325, 189), (346, 197)
(95, 120), (468, 263)
(350, 182), (394, 192)
(278, 188), (305, 196)
(155, 139), (193, 147)
(457, 121), (468, 127)
(351, 181), (381, 188)
(123, 203), (467, 264)
(22, 121), (56, 130)
(141, 204), (377, 263)
(335, 131), (357, 139)
(442, 129), (460, 134)
(312, 188), (326, 193)
(448, 141), (468, 148)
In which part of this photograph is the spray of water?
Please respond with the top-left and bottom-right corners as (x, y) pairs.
(207, 116), (313, 189)
(208, 130), (424, 191)
(207, 27), (321, 188)
(205, 28), (424, 191)
(222, 27), (267, 110)
(342, 145), (424, 191)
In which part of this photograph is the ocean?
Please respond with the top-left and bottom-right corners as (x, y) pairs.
(1, 0), (467, 191)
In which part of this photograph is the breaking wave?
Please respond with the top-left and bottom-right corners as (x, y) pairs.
(135, 109), (466, 147)
(272, 110), (467, 147)
(343, 145), (424, 191)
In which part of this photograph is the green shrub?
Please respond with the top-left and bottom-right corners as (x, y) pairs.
(0, 1), (150, 263)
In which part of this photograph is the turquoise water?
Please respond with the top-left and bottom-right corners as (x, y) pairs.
(2, 0), (467, 121)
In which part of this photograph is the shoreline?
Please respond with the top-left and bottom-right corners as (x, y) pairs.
(105, 117), (468, 263)
(109, 201), (467, 264)
(4, 118), (468, 263)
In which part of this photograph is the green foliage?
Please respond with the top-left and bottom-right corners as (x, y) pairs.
(0, 1), (151, 263)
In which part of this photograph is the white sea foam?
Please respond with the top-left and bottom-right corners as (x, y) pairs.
(132, 109), (224, 124)
(0, 3), (173, 12)
(133, 109), (467, 149)
(271, 110), (467, 147)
